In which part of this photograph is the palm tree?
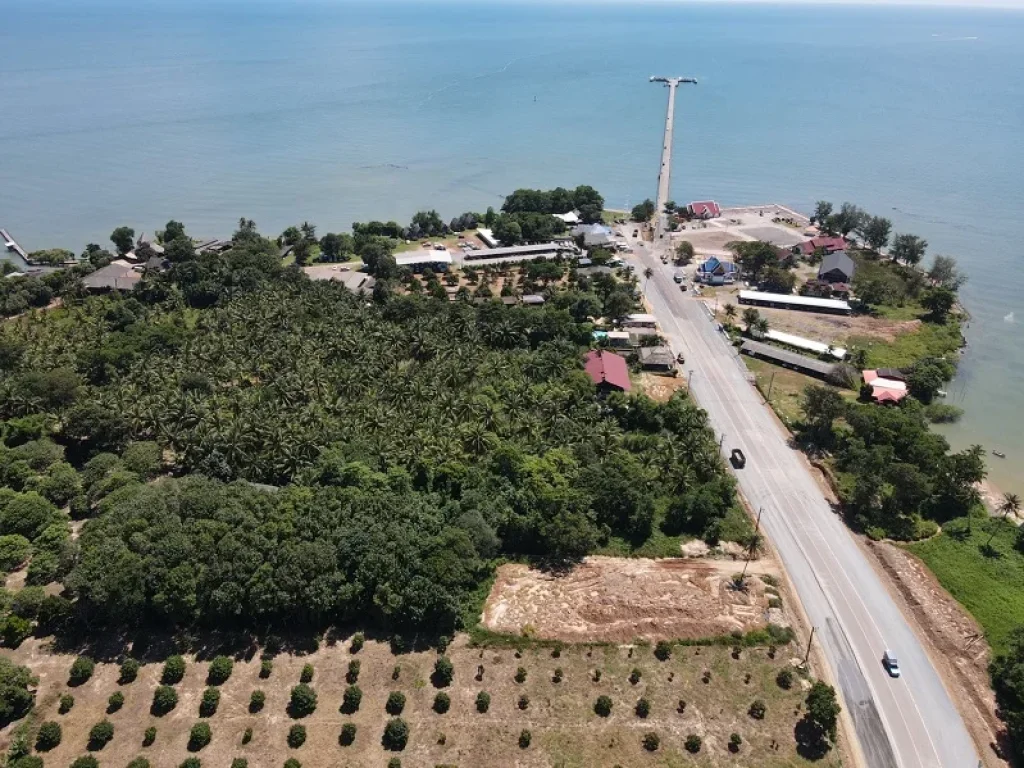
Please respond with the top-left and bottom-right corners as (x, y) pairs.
(741, 308), (760, 333)
(754, 317), (769, 337)
(1000, 493), (1021, 521)
(643, 266), (654, 292)
(723, 304), (736, 322)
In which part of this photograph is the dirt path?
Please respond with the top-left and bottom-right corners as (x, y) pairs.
(866, 540), (1008, 767)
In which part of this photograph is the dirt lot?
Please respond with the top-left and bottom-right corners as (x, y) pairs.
(868, 541), (1008, 768)
(672, 229), (738, 252)
(2, 630), (835, 768)
(482, 557), (782, 643)
(636, 371), (688, 403)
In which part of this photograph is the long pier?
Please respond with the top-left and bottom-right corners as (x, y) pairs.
(650, 76), (697, 239)
(1, 229), (30, 261)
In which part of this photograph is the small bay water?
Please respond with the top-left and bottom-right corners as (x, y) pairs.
(1, 0), (1021, 492)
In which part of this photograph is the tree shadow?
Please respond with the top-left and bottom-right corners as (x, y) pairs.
(794, 716), (833, 761)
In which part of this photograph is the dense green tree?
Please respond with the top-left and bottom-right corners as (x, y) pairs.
(812, 201), (833, 229)
(381, 718), (408, 751)
(631, 199), (655, 222)
(890, 233), (927, 265)
(802, 385), (845, 445)
(921, 286), (956, 322)
(0, 657), (36, 725)
(859, 216), (892, 252)
(928, 255), (967, 290)
(110, 227), (136, 256)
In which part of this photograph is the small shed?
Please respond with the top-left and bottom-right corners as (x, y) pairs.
(639, 346), (677, 373)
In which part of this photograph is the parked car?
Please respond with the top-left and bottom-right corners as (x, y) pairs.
(883, 650), (901, 678)
(680, 283), (687, 292)
(632, 229), (639, 237)
(730, 449), (746, 469)
(673, 273), (683, 284)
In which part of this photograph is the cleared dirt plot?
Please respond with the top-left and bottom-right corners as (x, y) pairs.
(3, 630), (835, 768)
(673, 229), (739, 251)
(482, 556), (782, 643)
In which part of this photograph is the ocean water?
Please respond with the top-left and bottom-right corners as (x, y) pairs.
(1, 0), (1022, 493)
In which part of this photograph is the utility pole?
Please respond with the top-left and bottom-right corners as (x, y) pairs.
(766, 371), (776, 403)
(718, 433), (725, 451)
(803, 626), (816, 666)
(740, 507), (764, 579)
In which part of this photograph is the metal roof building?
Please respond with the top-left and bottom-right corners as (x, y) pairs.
(740, 340), (836, 379)
(462, 242), (571, 264)
(738, 290), (851, 315)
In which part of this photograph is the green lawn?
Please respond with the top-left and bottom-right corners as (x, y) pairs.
(602, 209), (628, 225)
(906, 517), (1024, 654)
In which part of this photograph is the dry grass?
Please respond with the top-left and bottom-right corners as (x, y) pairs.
(3, 631), (836, 768)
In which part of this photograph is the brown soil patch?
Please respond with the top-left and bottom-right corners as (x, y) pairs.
(1, 633), (834, 768)
(674, 229), (738, 251)
(482, 556), (781, 643)
(637, 371), (687, 403)
(867, 541), (1008, 767)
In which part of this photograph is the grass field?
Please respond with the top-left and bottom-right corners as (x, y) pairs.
(5, 632), (838, 768)
(850, 315), (962, 370)
(906, 517), (1024, 654)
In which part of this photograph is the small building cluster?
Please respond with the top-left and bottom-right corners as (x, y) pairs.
(862, 368), (908, 404)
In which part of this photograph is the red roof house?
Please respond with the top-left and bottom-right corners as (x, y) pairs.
(584, 349), (631, 393)
(798, 236), (848, 256)
(862, 369), (908, 404)
(687, 200), (721, 219)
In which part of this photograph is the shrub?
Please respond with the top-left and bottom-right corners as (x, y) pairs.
(339, 722), (357, 746)
(161, 655), (186, 685)
(433, 692), (450, 713)
(188, 722), (212, 751)
(514, 667), (527, 684)
(350, 632), (365, 653)
(642, 732), (660, 752)
(685, 734), (702, 753)
(345, 659), (360, 684)
(386, 691), (406, 715)
(340, 684), (362, 713)
(151, 685), (178, 715)
(283, 761), (300, 768)
(241, 728), (252, 745)
(518, 694), (529, 710)
(231, 761), (248, 768)
(126, 760), (150, 768)
(59, 694), (75, 714)
(749, 699), (767, 720)
(777, 668), (795, 689)
(433, 656), (454, 687)
(107, 691), (124, 713)
(654, 640), (672, 661)
(382, 718), (409, 751)
(249, 689), (266, 712)
(9, 758), (43, 768)
(387, 760), (401, 768)
(207, 656), (233, 685)
(677, 698), (687, 713)
(180, 760), (201, 768)
(729, 732), (742, 752)
(594, 695), (612, 717)
(635, 698), (650, 718)
(259, 659), (273, 679)
(0, 535), (32, 571)
(592, 669), (602, 682)
(287, 724), (306, 748)
(35, 720), (62, 751)
(199, 687), (220, 717)
(118, 658), (140, 684)
(552, 667), (563, 683)
(519, 729), (532, 748)
(70, 758), (99, 768)
(475, 691), (490, 713)
(88, 720), (114, 750)
(299, 663), (313, 683)
(391, 665), (401, 681)
(69, 656), (95, 686)
(289, 684), (317, 718)
(628, 667), (641, 685)
(143, 726), (156, 746)
(1, 615), (32, 647)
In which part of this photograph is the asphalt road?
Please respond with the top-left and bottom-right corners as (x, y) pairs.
(629, 241), (979, 768)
